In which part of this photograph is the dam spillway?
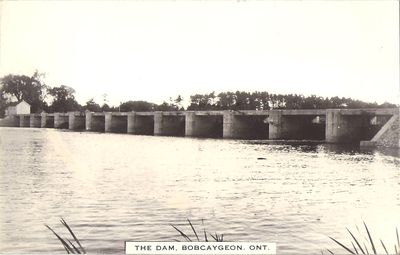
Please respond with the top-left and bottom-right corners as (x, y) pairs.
(1, 108), (399, 147)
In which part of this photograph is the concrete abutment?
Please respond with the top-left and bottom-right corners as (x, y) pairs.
(361, 108), (400, 148)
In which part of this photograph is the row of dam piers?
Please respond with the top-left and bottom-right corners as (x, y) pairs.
(3, 108), (399, 147)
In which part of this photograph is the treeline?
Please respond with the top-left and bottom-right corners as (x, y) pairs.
(187, 91), (396, 110)
(0, 72), (181, 117)
(0, 72), (396, 117)
(84, 99), (183, 113)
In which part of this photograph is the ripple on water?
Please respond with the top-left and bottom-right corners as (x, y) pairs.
(0, 127), (399, 254)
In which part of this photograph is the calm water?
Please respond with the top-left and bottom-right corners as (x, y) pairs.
(0, 127), (399, 254)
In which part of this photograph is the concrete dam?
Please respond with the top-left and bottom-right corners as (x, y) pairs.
(2, 108), (399, 147)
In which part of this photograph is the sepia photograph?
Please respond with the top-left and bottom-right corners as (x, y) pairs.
(0, 1), (399, 254)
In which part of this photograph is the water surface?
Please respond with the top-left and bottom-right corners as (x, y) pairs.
(0, 127), (399, 254)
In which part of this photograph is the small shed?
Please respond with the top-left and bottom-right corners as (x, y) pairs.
(5, 100), (31, 116)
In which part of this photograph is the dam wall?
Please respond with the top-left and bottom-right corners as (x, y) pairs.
(54, 113), (69, 129)
(361, 109), (400, 148)
(41, 113), (54, 128)
(4, 108), (398, 148)
(185, 112), (223, 138)
(0, 115), (19, 127)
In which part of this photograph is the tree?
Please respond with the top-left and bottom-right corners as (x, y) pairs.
(119, 100), (155, 112)
(174, 95), (185, 110)
(48, 85), (81, 112)
(188, 92), (217, 110)
(84, 98), (101, 112)
(155, 101), (179, 111)
(0, 71), (48, 113)
(217, 92), (236, 110)
(378, 101), (397, 108)
(101, 103), (111, 112)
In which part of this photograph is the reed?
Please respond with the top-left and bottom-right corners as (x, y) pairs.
(49, 218), (399, 255)
(171, 219), (224, 242)
(45, 218), (86, 254)
(326, 222), (400, 255)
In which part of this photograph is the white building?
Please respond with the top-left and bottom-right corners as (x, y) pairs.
(5, 100), (31, 116)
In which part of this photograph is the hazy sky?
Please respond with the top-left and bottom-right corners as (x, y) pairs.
(0, 1), (399, 106)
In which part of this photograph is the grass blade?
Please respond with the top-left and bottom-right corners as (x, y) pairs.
(397, 228), (399, 252)
(45, 224), (75, 254)
(363, 243), (369, 255)
(187, 219), (199, 241)
(171, 224), (192, 242)
(67, 239), (81, 254)
(351, 241), (359, 254)
(203, 229), (208, 242)
(363, 222), (376, 254)
(380, 239), (388, 255)
(326, 249), (334, 255)
(209, 232), (223, 242)
(62, 245), (70, 254)
(347, 228), (365, 254)
(210, 233), (218, 241)
(329, 237), (356, 254)
(201, 219), (208, 242)
(60, 218), (86, 254)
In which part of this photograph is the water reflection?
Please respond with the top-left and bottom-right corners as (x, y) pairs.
(245, 140), (400, 158)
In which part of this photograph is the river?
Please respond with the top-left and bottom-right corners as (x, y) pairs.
(0, 127), (399, 254)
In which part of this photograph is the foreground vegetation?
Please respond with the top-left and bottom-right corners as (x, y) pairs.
(46, 218), (86, 254)
(48, 219), (399, 254)
(47, 218), (222, 254)
(171, 219), (224, 242)
(327, 222), (399, 255)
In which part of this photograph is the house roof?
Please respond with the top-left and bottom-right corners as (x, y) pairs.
(7, 100), (29, 107)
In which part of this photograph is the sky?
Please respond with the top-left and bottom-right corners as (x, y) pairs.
(0, 1), (399, 107)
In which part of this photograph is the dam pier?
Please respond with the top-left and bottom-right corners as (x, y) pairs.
(1, 108), (399, 147)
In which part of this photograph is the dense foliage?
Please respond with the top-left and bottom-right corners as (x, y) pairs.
(187, 91), (396, 110)
(0, 71), (48, 114)
(47, 85), (81, 112)
(0, 72), (397, 117)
